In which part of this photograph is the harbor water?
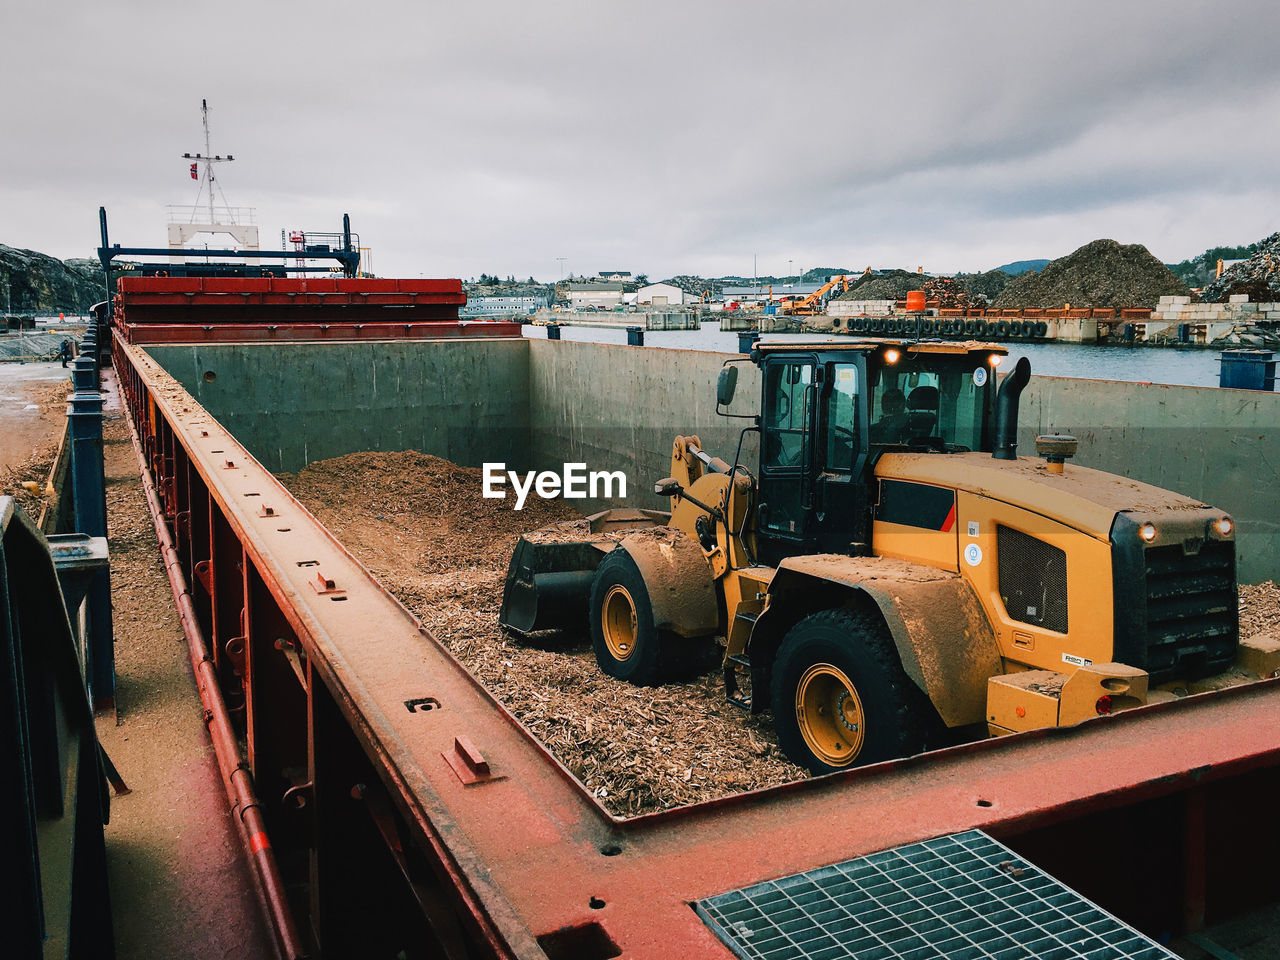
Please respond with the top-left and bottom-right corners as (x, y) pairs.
(522, 320), (1226, 387)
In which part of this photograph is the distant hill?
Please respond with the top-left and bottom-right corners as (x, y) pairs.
(992, 259), (1050, 276)
(1, 245), (106, 315)
(1168, 241), (1263, 288)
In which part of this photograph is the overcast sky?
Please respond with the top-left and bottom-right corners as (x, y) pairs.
(4, 1), (1278, 281)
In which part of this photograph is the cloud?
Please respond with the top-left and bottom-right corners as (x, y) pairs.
(4, 0), (1278, 280)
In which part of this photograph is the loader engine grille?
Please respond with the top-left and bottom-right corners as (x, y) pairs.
(997, 525), (1068, 634)
(1141, 540), (1236, 680)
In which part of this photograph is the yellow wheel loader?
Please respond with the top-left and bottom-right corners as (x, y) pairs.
(500, 340), (1274, 774)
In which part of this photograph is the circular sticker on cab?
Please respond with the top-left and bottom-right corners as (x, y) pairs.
(964, 543), (983, 567)
(973, 367), (988, 387)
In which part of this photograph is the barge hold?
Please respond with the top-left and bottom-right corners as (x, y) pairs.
(99, 263), (1280, 957)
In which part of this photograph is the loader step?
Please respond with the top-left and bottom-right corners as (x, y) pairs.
(725, 654), (754, 711)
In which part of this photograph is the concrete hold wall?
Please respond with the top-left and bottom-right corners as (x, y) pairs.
(143, 337), (1278, 583)
(527, 339), (760, 512)
(144, 339), (530, 474)
(527, 341), (1278, 583)
(1017, 376), (1279, 584)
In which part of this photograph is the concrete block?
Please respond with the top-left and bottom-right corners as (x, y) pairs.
(1230, 294), (1250, 304)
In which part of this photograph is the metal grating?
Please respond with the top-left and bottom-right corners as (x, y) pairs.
(695, 830), (1176, 960)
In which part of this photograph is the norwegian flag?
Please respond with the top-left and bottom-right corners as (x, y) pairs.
(189, 162), (198, 180)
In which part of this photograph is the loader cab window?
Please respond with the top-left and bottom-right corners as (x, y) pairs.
(762, 360), (813, 470)
(759, 359), (814, 541)
(869, 359), (989, 451)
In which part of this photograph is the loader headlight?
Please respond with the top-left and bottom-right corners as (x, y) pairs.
(1214, 517), (1234, 537)
(989, 354), (1003, 367)
(884, 348), (901, 364)
(1138, 522), (1157, 542)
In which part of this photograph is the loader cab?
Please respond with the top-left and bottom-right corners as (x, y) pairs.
(752, 341), (1004, 567)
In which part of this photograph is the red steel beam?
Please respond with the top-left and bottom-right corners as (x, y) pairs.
(110, 275), (532, 345)
(123, 380), (306, 960)
(120, 321), (523, 345)
(113, 337), (1280, 959)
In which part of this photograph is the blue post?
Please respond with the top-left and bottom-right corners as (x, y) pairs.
(626, 325), (644, 346)
(80, 327), (99, 385)
(67, 356), (113, 708)
(1218, 349), (1277, 391)
(738, 330), (759, 354)
(546, 323), (561, 341)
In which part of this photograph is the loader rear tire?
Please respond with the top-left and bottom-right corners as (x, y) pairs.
(771, 608), (925, 775)
(590, 549), (666, 686)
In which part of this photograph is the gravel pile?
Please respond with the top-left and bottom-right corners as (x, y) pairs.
(836, 269), (929, 301)
(957, 269), (1011, 303)
(1201, 232), (1280, 303)
(993, 239), (1188, 309)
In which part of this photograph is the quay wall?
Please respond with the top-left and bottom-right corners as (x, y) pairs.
(144, 338), (1278, 583)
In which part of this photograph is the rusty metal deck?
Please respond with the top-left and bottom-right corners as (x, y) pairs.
(113, 337), (1280, 959)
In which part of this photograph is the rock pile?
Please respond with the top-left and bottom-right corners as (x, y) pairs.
(920, 276), (986, 309)
(993, 239), (1188, 309)
(1201, 232), (1280, 303)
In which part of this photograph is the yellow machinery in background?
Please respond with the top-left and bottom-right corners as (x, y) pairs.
(778, 275), (853, 315)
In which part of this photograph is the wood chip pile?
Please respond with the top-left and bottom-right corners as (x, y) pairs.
(1240, 580), (1280, 641)
(278, 451), (806, 816)
(278, 450), (1280, 816)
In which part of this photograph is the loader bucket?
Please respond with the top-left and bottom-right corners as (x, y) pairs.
(500, 537), (606, 635)
(499, 511), (668, 637)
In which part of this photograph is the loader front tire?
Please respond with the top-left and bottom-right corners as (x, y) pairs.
(771, 608), (925, 775)
(590, 549), (666, 685)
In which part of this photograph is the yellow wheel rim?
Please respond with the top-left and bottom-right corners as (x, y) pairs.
(795, 663), (865, 767)
(602, 585), (638, 662)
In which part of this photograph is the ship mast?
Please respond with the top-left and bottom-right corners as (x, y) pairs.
(182, 98), (236, 224)
(171, 100), (258, 265)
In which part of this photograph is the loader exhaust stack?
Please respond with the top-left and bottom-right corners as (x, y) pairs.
(992, 357), (1031, 461)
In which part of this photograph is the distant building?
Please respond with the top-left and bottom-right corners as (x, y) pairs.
(461, 295), (546, 317)
(599, 270), (631, 282)
(721, 282), (822, 304)
(566, 282), (625, 309)
(636, 282), (685, 306)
